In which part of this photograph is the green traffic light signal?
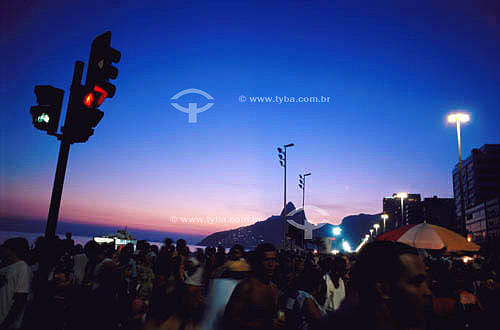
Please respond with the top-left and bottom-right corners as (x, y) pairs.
(36, 113), (50, 123)
(30, 85), (64, 134)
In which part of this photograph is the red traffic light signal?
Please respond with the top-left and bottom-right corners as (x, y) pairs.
(83, 85), (108, 108)
(30, 85), (64, 134)
(63, 85), (104, 144)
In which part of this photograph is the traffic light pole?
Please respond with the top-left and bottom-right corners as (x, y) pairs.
(45, 61), (84, 238)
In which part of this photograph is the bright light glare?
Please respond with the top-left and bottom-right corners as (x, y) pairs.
(355, 237), (369, 253)
(448, 113), (470, 123)
(94, 237), (114, 244)
(373, 224), (380, 229)
(462, 256), (473, 263)
(381, 214), (389, 220)
(342, 241), (352, 253)
(333, 227), (342, 236)
(331, 249), (340, 255)
(395, 192), (408, 199)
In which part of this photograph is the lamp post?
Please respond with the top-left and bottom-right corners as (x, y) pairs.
(381, 214), (389, 232)
(278, 143), (294, 249)
(448, 112), (470, 235)
(394, 192), (408, 227)
(298, 173), (311, 217)
(298, 172), (311, 249)
(369, 228), (374, 239)
(373, 223), (380, 236)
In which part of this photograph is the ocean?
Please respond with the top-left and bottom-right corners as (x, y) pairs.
(0, 231), (211, 252)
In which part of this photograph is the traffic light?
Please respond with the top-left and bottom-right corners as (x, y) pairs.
(64, 86), (104, 143)
(62, 32), (120, 144)
(30, 85), (64, 134)
(85, 31), (121, 101)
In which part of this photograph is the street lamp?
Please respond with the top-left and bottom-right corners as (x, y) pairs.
(381, 214), (389, 232)
(394, 192), (408, 227)
(369, 228), (374, 238)
(373, 223), (380, 236)
(448, 112), (470, 235)
(298, 172), (311, 222)
(278, 143), (294, 249)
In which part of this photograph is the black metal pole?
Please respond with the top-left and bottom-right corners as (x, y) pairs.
(45, 61), (83, 238)
(45, 141), (70, 237)
(283, 148), (287, 250)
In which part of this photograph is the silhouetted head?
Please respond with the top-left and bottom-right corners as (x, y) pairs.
(253, 243), (277, 280)
(351, 241), (432, 327)
(297, 266), (324, 296)
(229, 244), (244, 260)
(0, 237), (29, 262)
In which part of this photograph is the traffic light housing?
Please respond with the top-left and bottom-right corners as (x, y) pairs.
(85, 31), (121, 100)
(63, 85), (104, 143)
(62, 32), (120, 144)
(30, 85), (64, 134)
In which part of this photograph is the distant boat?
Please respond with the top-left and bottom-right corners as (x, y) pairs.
(93, 228), (137, 250)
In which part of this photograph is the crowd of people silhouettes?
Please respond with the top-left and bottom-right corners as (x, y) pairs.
(0, 234), (499, 330)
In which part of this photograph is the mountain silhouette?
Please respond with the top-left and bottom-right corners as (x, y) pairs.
(198, 204), (381, 249)
(198, 202), (304, 248)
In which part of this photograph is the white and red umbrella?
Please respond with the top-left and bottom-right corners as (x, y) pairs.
(375, 222), (479, 252)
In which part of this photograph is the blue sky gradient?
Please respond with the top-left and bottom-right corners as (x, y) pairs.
(1, 0), (499, 235)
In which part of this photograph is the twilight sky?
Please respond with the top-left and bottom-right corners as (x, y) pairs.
(1, 0), (499, 237)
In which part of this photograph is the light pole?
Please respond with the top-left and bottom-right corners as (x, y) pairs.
(298, 172), (311, 249)
(381, 214), (389, 232)
(298, 173), (311, 219)
(373, 223), (380, 236)
(278, 143), (294, 249)
(448, 112), (470, 235)
(369, 228), (374, 239)
(394, 192), (408, 227)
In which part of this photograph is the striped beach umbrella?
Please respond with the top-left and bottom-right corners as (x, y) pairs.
(375, 222), (480, 252)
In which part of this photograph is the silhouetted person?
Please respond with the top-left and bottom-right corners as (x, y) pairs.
(326, 241), (433, 330)
(293, 266), (326, 330)
(323, 255), (346, 312)
(0, 237), (32, 329)
(63, 232), (75, 253)
(223, 243), (283, 330)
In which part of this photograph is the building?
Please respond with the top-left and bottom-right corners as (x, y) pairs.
(465, 197), (500, 243)
(453, 144), (500, 236)
(383, 193), (423, 230)
(422, 196), (456, 231)
(383, 194), (457, 232)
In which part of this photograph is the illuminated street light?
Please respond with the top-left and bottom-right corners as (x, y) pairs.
(373, 223), (380, 236)
(381, 214), (389, 232)
(394, 192), (408, 226)
(447, 112), (470, 235)
(333, 226), (342, 236)
(342, 240), (352, 253)
(447, 113), (470, 124)
(369, 228), (374, 238)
